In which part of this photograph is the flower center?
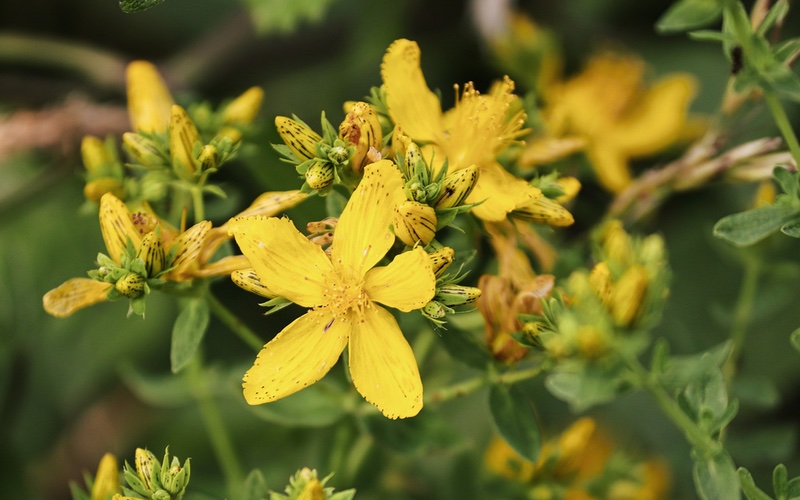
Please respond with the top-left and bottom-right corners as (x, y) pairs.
(323, 270), (368, 318)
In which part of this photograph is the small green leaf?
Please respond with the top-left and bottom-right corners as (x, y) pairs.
(774, 464), (789, 499)
(774, 167), (799, 198)
(738, 467), (773, 500)
(660, 342), (730, 390)
(240, 469), (268, 500)
(365, 410), (456, 454)
(656, 0), (724, 33)
(688, 30), (731, 43)
(544, 360), (631, 412)
(488, 384), (541, 463)
(692, 449), (740, 500)
(119, 363), (193, 408)
(119, 0), (166, 13)
(790, 328), (800, 353)
(170, 297), (210, 373)
(246, 380), (346, 427)
(780, 218), (800, 237)
(713, 204), (800, 246)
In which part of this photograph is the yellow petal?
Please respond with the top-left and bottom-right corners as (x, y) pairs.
(99, 193), (142, 265)
(228, 190), (307, 222)
(166, 221), (211, 280)
(126, 60), (174, 133)
(242, 309), (349, 404)
(586, 146), (632, 194)
(348, 304), (422, 419)
(518, 136), (586, 167)
(606, 74), (697, 157)
(229, 216), (332, 308)
(43, 278), (111, 318)
(330, 161), (405, 277)
(190, 255), (250, 278)
(364, 247), (435, 312)
(381, 39), (444, 143)
(467, 163), (541, 221)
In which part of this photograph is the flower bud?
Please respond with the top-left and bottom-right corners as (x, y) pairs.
(435, 165), (479, 209)
(338, 101), (383, 173)
(134, 448), (157, 491)
(576, 325), (606, 357)
(512, 195), (574, 226)
(428, 247), (455, 278)
(435, 284), (482, 306)
(305, 160), (335, 191)
(555, 176), (581, 204)
(84, 178), (125, 203)
(404, 142), (422, 178)
(423, 300), (448, 319)
(160, 460), (190, 496)
(275, 116), (322, 161)
(81, 136), (113, 175)
(136, 232), (166, 277)
(392, 200), (437, 246)
(223, 86), (264, 125)
(327, 145), (349, 165)
(599, 220), (632, 265)
(123, 132), (167, 167)
(215, 126), (242, 144)
(126, 61), (174, 133)
(169, 105), (200, 175)
(610, 265), (648, 327)
(588, 262), (612, 306)
(91, 453), (120, 500)
(231, 268), (276, 298)
(115, 272), (146, 299)
(197, 144), (219, 172)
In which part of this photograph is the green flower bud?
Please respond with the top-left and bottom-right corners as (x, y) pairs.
(327, 145), (349, 165)
(435, 284), (482, 306)
(423, 300), (448, 319)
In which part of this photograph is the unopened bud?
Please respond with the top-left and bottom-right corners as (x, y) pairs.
(91, 453), (120, 500)
(404, 143), (422, 177)
(327, 145), (349, 165)
(435, 165), (479, 209)
(223, 86), (264, 125)
(123, 132), (167, 167)
(275, 116), (322, 161)
(231, 268), (276, 298)
(126, 61), (174, 133)
(435, 284), (482, 306)
(393, 200), (437, 246)
(305, 160), (335, 191)
(423, 300), (448, 319)
(216, 127), (242, 144)
(84, 178), (125, 203)
(555, 176), (581, 204)
(81, 136), (113, 175)
(428, 247), (455, 277)
(169, 105), (200, 175)
(134, 448), (157, 491)
(136, 232), (165, 277)
(600, 220), (632, 265)
(512, 195), (574, 226)
(115, 272), (146, 299)
(588, 262), (612, 306)
(338, 101), (383, 173)
(610, 265), (648, 327)
(197, 144), (219, 171)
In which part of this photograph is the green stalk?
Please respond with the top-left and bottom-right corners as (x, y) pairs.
(424, 364), (544, 405)
(764, 90), (800, 167)
(186, 355), (245, 498)
(723, 257), (760, 383)
(191, 185), (205, 224)
(207, 293), (264, 352)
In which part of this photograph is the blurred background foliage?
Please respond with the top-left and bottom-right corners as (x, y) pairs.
(1, 0), (799, 498)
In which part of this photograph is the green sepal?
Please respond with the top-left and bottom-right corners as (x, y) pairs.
(203, 184), (228, 199)
(259, 296), (293, 316)
(129, 296), (146, 317)
(655, 0), (724, 33)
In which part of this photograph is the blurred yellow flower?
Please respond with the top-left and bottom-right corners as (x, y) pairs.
(126, 60), (174, 134)
(229, 161), (436, 419)
(521, 52), (697, 194)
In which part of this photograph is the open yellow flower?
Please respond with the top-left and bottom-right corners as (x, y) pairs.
(229, 160), (436, 419)
(381, 39), (546, 222)
(521, 52), (697, 193)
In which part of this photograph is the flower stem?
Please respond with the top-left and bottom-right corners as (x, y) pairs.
(186, 354), (245, 497)
(424, 364), (544, 405)
(723, 257), (760, 383)
(763, 90), (800, 167)
(191, 185), (205, 224)
(621, 353), (720, 456)
(207, 293), (263, 352)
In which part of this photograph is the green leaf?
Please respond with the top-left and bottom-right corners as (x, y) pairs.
(544, 360), (631, 411)
(245, 380), (346, 427)
(118, 363), (193, 408)
(731, 375), (780, 409)
(488, 384), (541, 463)
(436, 322), (493, 370)
(240, 469), (268, 500)
(738, 467), (773, 500)
(325, 187), (348, 218)
(781, 219), (800, 237)
(364, 409), (457, 454)
(774, 464), (789, 499)
(787, 476), (800, 498)
(688, 29), (731, 43)
(119, 0), (165, 13)
(728, 425), (797, 465)
(170, 297), (210, 374)
(242, 0), (337, 34)
(656, 0), (724, 33)
(713, 204), (800, 246)
(790, 328), (800, 353)
(692, 449), (740, 500)
(660, 342), (730, 390)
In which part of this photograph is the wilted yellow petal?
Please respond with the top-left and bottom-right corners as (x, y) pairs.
(348, 304), (423, 419)
(364, 247), (435, 312)
(99, 193), (142, 265)
(242, 309), (349, 404)
(467, 163), (541, 222)
(330, 161), (405, 277)
(43, 278), (111, 318)
(381, 39), (444, 143)
(229, 216), (332, 308)
(126, 60), (173, 133)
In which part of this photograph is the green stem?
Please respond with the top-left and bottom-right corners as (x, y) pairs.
(723, 257), (761, 383)
(424, 364), (544, 405)
(764, 90), (800, 167)
(622, 353), (720, 456)
(191, 185), (205, 223)
(186, 355), (245, 497)
(207, 293), (263, 352)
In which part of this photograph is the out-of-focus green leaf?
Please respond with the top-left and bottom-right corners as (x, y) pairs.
(692, 449), (740, 500)
(364, 409), (457, 454)
(656, 0), (724, 33)
(240, 469), (268, 500)
(171, 297), (210, 373)
(119, 362), (193, 407)
(544, 359), (631, 411)
(738, 467), (773, 500)
(488, 384), (541, 463)
(241, 0), (337, 34)
(731, 375), (780, 409)
(728, 425), (797, 465)
(119, 0), (166, 13)
(245, 380), (346, 427)
(660, 342), (730, 390)
(713, 204), (800, 247)
(781, 220), (800, 237)
(790, 328), (800, 353)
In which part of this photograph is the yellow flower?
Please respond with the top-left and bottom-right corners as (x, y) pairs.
(522, 52), (697, 194)
(126, 61), (174, 134)
(43, 194), (211, 317)
(381, 39), (546, 222)
(229, 160), (436, 419)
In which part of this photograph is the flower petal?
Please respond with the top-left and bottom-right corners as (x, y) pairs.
(381, 39), (444, 143)
(330, 161), (405, 277)
(468, 163), (542, 221)
(99, 193), (142, 265)
(349, 304), (423, 419)
(43, 278), (111, 317)
(229, 216), (332, 308)
(242, 309), (349, 404)
(364, 247), (435, 312)
(586, 145), (632, 194)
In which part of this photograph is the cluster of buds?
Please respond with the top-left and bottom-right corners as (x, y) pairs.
(274, 101), (383, 194)
(420, 247), (483, 325)
(117, 448), (191, 500)
(519, 220), (669, 360)
(271, 467), (355, 500)
(81, 136), (126, 202)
